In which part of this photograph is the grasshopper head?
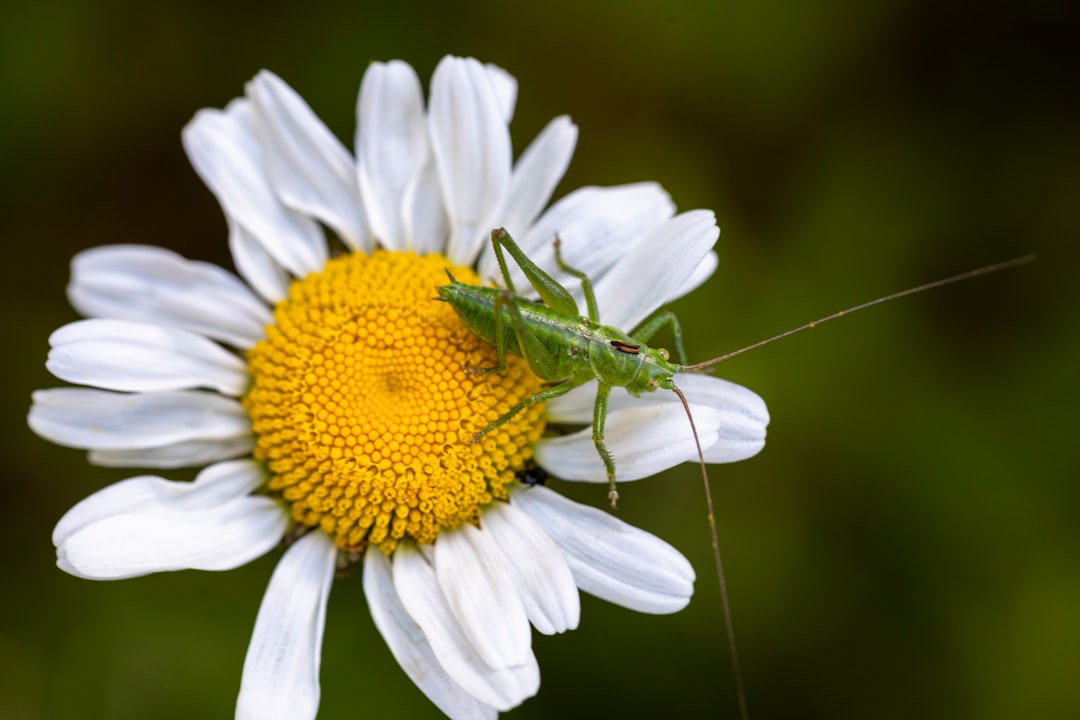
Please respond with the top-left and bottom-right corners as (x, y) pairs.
(626, 346), (679, 396)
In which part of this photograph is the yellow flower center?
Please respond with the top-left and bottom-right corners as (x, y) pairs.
(243, 251), (546, 554)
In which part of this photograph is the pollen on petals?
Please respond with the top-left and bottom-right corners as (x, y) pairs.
(243, 251), (545, 553)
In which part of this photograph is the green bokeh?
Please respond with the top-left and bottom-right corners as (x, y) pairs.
(2, 1), (1076, 718)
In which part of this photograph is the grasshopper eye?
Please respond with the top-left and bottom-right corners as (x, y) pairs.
(658, 348), (670, 361)
(647, 379), (659, 390)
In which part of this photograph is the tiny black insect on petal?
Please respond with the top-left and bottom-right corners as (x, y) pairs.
(516, 463), (549, 487)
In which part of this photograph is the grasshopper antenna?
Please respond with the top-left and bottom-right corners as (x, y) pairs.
(669, 253), (1034, 720)
(683, 254), (1036, 372)
(671, 384), (749, 720)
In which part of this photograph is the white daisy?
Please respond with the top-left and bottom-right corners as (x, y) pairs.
(30, 55), (769, 719)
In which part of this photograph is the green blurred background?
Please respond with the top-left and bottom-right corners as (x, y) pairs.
(2, 1), (1077, 718)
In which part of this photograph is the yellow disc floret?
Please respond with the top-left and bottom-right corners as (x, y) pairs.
(244, 251), (546, 554)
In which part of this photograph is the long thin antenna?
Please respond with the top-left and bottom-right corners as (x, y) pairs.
(683, 254), (1036, 372)
(671, 384), (749, 720)
(670, 252), (1035, 718)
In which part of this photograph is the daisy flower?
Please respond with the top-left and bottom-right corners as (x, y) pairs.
(30, 55), (769, 719)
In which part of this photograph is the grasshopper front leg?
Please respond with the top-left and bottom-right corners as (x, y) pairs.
(472, 378), (580, 443)
(591, 381), (620, 507)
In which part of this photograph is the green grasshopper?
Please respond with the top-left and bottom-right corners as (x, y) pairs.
(437, 228), (1032, 720)
(438, 227), (696, 509)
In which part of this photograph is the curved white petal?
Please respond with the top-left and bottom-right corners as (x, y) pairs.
(403, 155), (451, 255)
(481, 502), (580, 635)
(67, 244), (270, 349)
(484, 63), (517, 123)
(246, 71), (369, 252)
(29, 388), (250, 451)
(545, 377), (768, 465)
(543, 383), (597, 424)
(548, 379), (727, 425)
(392, 545), (539, 711)
(429, 56), (512, 265)
(434, 523), (531, 669)
(237, 531), (336, 720)
(183, 100), (328, 277)
(58, 494), (287, 580)
(53, 475), (170, 547)
(356, 60), (430, 252)
(548, 377), (768, 462)
(47, 319), (248, 396)
(53, 460), (264, 546)
(669, 250), (718, 302)
(534, 402), (726, 483)
(594, 210), (720, 330)
(363, 549), (498, 720)
(496, 115), (578, 244)
(228, 220), (290, 304)
(674, 374), (769, 462)
(481, 183), (674, 291)
(89, 435), (255, 469)
(511, 485), (695, 614)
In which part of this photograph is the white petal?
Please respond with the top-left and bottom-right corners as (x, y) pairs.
(403, 155), (451, 255)
(68, 244), (270, 349)
(356, 60), (430, 252)
(393, 545), (539, 711)
(480, 502), (580, 635)
(183, 101), (329, 277)
(434, 524), (531, 669)
(237, 531), (336, 720)
(58, 495), (287, 580)
(547, 376), (769, 467)
(53, 475), (169, 547)
(484, 63), (517, 123)
(543, 383), (597, 424)
(363, 549), (498, 720)
(562, 374), (767, 464)
(246, 71), (369, 252)
(53, 459), (264, 546)
(29, 388), (250, 450)
(534, 402), (726, 482)
(675, 374), (769, 463)
(480, 183), (674, 291)
(47, 319), (248, 396)
(228, 220), (290, 304)
(549, 379), (716, 425)
(594, 210), (720, 329)
(179, 459), (268, 507)
(429, 56), (512, 265)
(496, 116), (578, 243)
(89, 435), (255, 468)
(669, 249), (718, 302)
(511, 485), (695, 614)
